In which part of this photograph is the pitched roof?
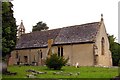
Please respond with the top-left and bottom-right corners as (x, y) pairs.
(16, 22), (100, 49)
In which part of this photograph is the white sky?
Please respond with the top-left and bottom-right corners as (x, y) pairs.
(12, 0), (119, 41)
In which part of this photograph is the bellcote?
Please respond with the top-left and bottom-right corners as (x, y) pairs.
(19, 20), (25, 31)
(17, 20), (25, 38)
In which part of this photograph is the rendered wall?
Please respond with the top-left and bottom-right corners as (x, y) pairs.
(9, 43), (94, 66)
(9, 48), (48, 66)
(51, 44), (94, 66)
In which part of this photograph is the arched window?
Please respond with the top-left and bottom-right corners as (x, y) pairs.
(38, 50), (42, 59)
(61, 47), (63, 57)
(101, 37), (105, 55)
(58, 47), (60, 56)
(40, 50), (42, 58)
(16, 51), (18, 58)
(58, 46), (63, 57)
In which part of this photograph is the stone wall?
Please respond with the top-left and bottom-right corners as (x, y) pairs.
(94, 21), (112, 66)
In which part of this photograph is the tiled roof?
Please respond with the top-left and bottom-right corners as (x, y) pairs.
(16, 22), (100, 49)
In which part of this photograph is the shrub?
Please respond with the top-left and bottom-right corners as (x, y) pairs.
(45, 53), (69, 70)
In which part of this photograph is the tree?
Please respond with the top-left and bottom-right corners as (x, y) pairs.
(45, 54), (69, 70)
(108, 35), (120, 66)
(2, 2), (17, 59)
(32, 21), (49, 32)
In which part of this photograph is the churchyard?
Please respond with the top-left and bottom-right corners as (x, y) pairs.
(2, 65), (118, 79)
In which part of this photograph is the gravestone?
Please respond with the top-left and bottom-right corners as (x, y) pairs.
(2, 61), (7, 74)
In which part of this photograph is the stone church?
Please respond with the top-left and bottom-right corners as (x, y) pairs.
(9, 15), (112, 66)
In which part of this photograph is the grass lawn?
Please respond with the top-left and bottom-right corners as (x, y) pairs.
(2, 65), (118, 79)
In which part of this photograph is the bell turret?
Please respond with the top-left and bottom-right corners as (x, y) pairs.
(17, 20), (25, 38)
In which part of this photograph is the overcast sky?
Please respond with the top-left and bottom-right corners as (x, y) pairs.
(12, 0), (119, 41)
